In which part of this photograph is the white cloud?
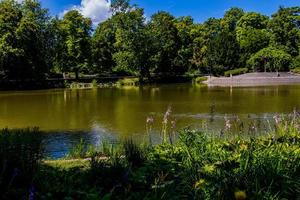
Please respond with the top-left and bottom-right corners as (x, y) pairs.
(63, 0), (112, 25)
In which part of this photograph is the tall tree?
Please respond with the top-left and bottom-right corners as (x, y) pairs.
(148, 12), (180, 76)
(113, 8), (152, 78)
(57, 10), (92, 79)
(236, 12), (270, 64)
(92, 18), (117, 75)
(174, 16), (195, 74)
(268, 6), (300, 56)
(0, 0), (52, 80)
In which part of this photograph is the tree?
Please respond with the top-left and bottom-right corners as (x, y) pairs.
(0, 0), (52, 80)
(147, 12), (181, 76)
(191, 18), (223, 74)
(173, 16), (195, 74)
(92, 18), (117, 74)
(247, 47), (292, 72)
(206, 30), (241, 75)
(113, 8), (152, 78)
(236, 12), (270, 64)
(268, 6), (300, 56)
(222, 7), (245, 31)
(57, 10), (92, 79)
(111, 0), (131, 14)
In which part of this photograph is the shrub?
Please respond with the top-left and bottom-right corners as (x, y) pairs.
(224, 68), (248, 77)
(116, 78), (139, 86)
(194, 76), (208, 83)
(247, 47), (292, 72)
(0, 128), (43, 199)
(123, 139), (145, 167)
(291, 67), (300, 74)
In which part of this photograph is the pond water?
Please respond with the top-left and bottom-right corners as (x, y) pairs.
(1, 83), (300, 158)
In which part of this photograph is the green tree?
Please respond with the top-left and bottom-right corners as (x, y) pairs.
(57, 10), (92, 79)
(174, 16), (195, 74)
(247, 47), (292, 72)
(236, 12), (270, 63)
(206, 30), (241, 75)
(92, 18), (116, 75)
(148, 12), (180, 76)
(0, 0), (22, 79)
(268, 6), (300, 56)
(222, 7), (245, 31)
(191, 18), (222, 74)
(0, 0), (52, 80)
(113, 9), (152, 78)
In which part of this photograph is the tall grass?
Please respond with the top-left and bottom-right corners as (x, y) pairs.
(0, 128), (43, 200)
(59, 113), (300, 199)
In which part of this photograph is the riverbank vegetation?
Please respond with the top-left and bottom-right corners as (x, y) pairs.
(0, 0), (299, 88)
(1, 113), (299, 199)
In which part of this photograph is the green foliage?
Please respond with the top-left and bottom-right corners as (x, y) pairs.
(0, 0), (52, 80)
(236, 12), (270, 60)
(148, 12), (181, 76)
(30, 115), (300, 199)
(268, 7), (300, 56)
(224, 68), (248, 77)
(291, 55), (300, 69)
(116, 78), (139, 86)
(0, 1), (299, 87)
(194, 76), (208, 83)
(56, 10), (92, 79)
(123, 139), (145, 167)
(0, 128), (43, 200)
(247, 47), (292, 72)
(291, 67), (300, 74)
(67, 139), (86, 158)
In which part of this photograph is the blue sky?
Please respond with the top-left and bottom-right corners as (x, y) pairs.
(40, 0), (300, 23)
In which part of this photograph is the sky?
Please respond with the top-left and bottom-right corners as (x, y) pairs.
(38, 0), (300, 24)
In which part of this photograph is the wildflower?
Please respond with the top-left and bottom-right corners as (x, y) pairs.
(163, 106), (172, 125)
(234, 190), (247, 200)
(171, 120), (176, 129)
(224, 115), (232, 131)
(146, 116), (154, 125)
(273, 114), (281, 125)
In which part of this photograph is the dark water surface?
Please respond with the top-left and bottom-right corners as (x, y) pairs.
(1, 84), (300, 158)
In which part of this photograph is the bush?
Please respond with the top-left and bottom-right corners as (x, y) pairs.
(116, 78), (139, 86)
(291, 67), (300, 74)
(247, 47), (292, 72)
(224, 68), (248, 77)
(194, 76), (208, 83)
(0, 128), (43, 200)
(291, 55), (300, 69)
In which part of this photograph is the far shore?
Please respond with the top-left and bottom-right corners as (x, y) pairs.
(205, 72), (300, 87)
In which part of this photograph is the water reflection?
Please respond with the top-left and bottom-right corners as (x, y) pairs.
(0, 84), (300, 157)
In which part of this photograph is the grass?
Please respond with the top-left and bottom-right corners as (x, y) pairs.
(0, 128), (43, 200)
(291, 67), (300, 74)
(1, 113), (300, 199)
(225, 68), (249, 77)
(193, 76), (208, 84)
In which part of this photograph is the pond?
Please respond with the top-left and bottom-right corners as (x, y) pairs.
(1, 83), (300, 158)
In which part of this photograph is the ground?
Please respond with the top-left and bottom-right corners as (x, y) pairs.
(206, 72), (300, 86)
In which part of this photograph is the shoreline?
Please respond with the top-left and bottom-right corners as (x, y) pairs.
(205, 72), (300, 87)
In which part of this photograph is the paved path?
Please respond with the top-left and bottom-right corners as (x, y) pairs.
(206, 72), (300, 87)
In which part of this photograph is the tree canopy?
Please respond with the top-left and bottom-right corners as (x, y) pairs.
(0, 0), (299, 81)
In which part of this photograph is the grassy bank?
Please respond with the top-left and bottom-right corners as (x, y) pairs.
(0, 114), (300, 199)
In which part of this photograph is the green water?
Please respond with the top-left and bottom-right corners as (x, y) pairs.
(0, 84), (300, 136)
(1, 83), (300, 157)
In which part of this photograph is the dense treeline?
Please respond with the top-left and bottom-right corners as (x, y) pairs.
(0, 0), (300, 81)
